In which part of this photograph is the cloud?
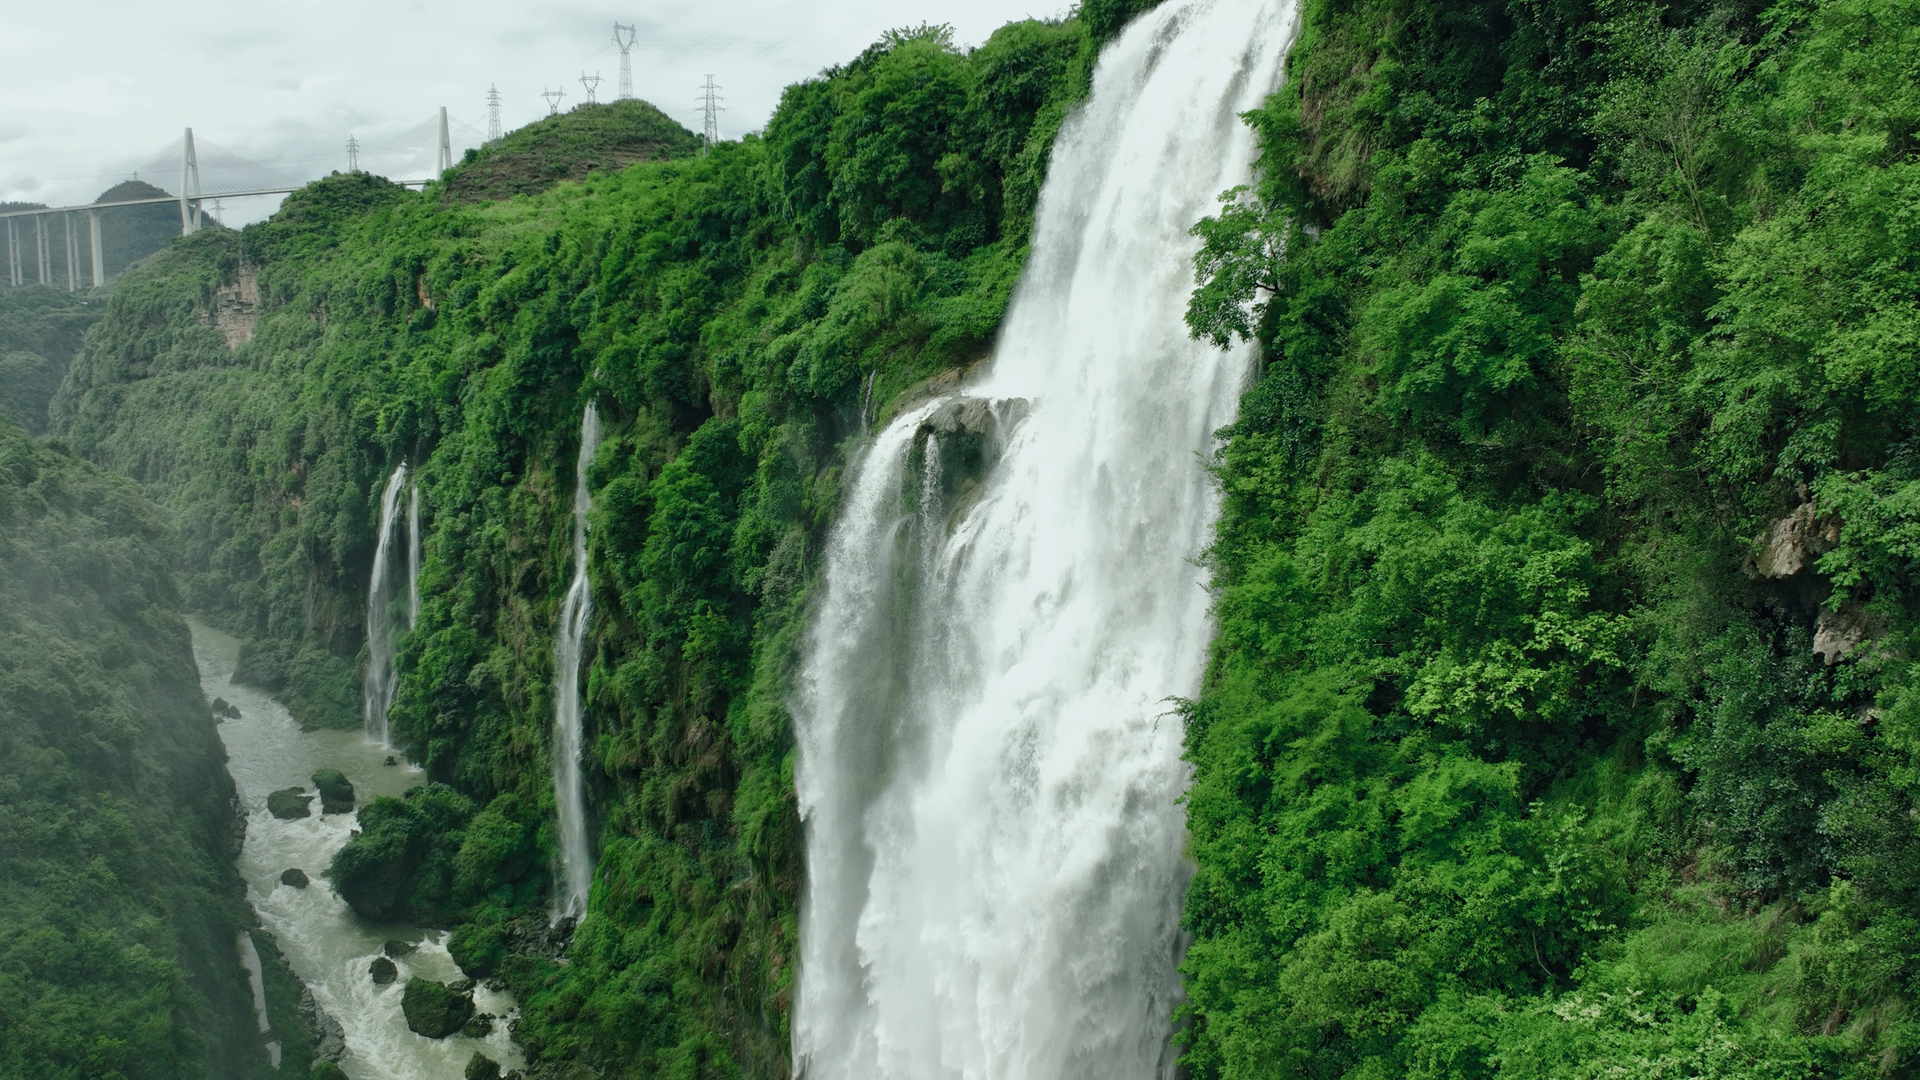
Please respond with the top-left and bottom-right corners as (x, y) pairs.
(3, 0), (1069, 223)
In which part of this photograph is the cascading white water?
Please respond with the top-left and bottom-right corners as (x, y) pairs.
(364, 465), (418, 746)
(792, 1), (1298, 1077)
(551, 404), (601, 923)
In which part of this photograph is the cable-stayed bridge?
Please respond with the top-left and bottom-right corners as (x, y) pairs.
(4, 110), (484, 290)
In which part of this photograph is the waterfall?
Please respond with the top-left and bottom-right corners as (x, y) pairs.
(551, 404), (601, 923)
(364, 464), (417, 746)
(791, 1), (1297, 1077)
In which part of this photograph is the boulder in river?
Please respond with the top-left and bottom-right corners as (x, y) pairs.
(369, 956), (398, 985)
(464, 1053), (501, 1080)
(312, 768), (355, 814)
(267, 788), (313, 819)
(463, 1013), (496, 1037)
(401, 977), (475, 1038)
(382, 938), (416, 958)
(280, 868), (310, 888)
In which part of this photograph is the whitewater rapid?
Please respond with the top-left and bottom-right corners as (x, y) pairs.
(192, 620), (524, 1078)
(790, 0), (1297, 1077)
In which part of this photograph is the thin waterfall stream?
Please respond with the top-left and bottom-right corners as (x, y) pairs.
(551, 404), (602, 923)
(364, 464), (417, 746)
(792, 1), (1298, 1077)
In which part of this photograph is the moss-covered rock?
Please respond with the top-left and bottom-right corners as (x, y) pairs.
(464, 1053), (501, 1080)
(267, 787), (313, 819)
(369, 956), (397, 985)
(312, 768), (354, 814)
(280, 867), (310, 888)
(400, 977), (474, 1038)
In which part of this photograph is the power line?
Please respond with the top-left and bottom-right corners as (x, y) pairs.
(698, 75), (724, 155)
(486, 84), (502, 142)
(346, 134), (360, 172)
(613, 23), (637, 101)
(542, 86), (567, 116)
(579, 71), (603, 105)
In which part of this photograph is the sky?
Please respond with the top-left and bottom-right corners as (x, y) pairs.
(3, 0), (1071, 225)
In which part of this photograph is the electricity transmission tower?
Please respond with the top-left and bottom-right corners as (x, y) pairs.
(580, 71), (603, 104)
(698, 75), (724, 155)
(487, 84), (502, 141)
(613, 23), (637, 99)
(543, 86), (567, 115)
(346, 134), (360, 172)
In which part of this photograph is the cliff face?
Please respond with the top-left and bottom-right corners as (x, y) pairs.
(0, 416), (270, 1079)
(1179, 0), (1920, 1075)
(51, 18), (1097, 1076)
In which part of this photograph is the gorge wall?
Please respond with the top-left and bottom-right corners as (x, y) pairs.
(17, 0), (1920, 1075)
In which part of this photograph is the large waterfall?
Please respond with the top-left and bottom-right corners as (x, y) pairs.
(551, 404), (601, 923)
(364, 464), (418, 746)
(791, 0), (1297, 1076)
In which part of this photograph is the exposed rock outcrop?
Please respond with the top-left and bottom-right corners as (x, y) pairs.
(400, 977), (475, 1038)
(267, 788), (313, 819)
(312, 769), (355, 814)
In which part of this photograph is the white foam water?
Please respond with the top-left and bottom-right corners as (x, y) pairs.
(364, 465), (417, 746)
(791, 1), (1298, 1077)
(551, 404), (601, 923)
(193, 619), (524, 1079)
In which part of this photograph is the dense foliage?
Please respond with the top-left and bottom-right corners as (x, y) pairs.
(0, 284), (98, 434)
(1180, 0), (1920, 1075)
(0, 415), (269, 1079)
(53, 18), (1098, 1077)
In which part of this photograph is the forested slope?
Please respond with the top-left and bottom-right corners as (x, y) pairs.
(1182, 0), (1920, 1075)
(0, 416), (270, 1079)
(51, 16), (1104, 1077)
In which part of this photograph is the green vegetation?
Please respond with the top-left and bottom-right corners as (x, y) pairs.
(0, 415), (269, 1079)
(1180, 0), (1920, 1075)
(53, 17), (1100, 1077)
(0, 284), (98, 434)
(443, 99), (703, 203)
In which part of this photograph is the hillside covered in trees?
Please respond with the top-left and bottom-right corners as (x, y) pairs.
(0, 415), (271, 1078)
(8, 0), (1920, 1075)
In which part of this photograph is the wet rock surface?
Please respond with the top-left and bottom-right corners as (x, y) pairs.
(279, 867), (309, 888)
(311, 769), (355, 814)
(369, 956), (398, 985)
(401, 977), (475, 1038)
(267, 788), (313, 819)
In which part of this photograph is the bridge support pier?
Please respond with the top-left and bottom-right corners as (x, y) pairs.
(36, 215), (48, 285)
(5, 218), (15, 287)
(64, 212), (76, 292)
(89, 209), (104, 288)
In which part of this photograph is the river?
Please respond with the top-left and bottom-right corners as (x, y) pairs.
(189, 618), (526, 1079)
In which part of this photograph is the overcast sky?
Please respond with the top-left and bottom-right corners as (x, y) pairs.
(4, 0), (1069, 224)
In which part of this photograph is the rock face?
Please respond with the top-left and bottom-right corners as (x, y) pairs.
(267, 788), (313, 819)
(463, 1013), (495, 1037)
(382, 938), (417, 958)
(312, 769), (355, 814)
(280, 868), (310, 888)
(1753, 501), (1838, 578)
(369, 956), (398, 985)
(465, 1053), (502, 1080)
(401, 977), (475, 1038)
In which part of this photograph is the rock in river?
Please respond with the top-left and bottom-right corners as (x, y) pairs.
(369, 956), (398, 986)
(267, 788), (313, 819)
(312, 768), (355, 814)
(280, 868), (310, 888)
(401, 977), (475, 1038)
